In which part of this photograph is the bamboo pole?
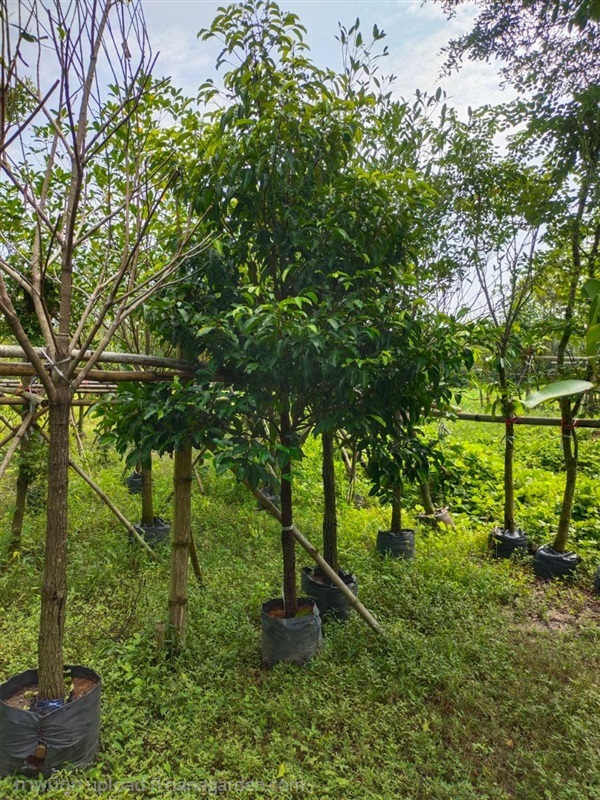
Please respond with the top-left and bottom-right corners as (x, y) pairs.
(0, 345), (194, 371)
(0, 362), (193, 382)
(433, 411), (600, 428)
(245, 479), (385, 636)
(189, 529), (203, 586)
(35, 427), (159, 561)
(0, 407), (48, 448)
(0, 409), (36, 482)
(0, 397), (103, 407)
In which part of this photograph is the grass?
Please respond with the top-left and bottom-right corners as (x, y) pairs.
(0, 417), (599, 799)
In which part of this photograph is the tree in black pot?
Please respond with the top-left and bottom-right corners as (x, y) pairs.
(0, 0), (205, 776)
(175, 0), (436, 661)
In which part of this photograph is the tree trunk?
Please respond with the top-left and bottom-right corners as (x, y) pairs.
(321, 432), (338, 574)
(503, 416), (516, 533)
(38, 383), (72, 700)
(280, 406), (297, 618)
(419, 480), (436, 516)
(499, 356), (516, 533)
(390, 484), (402, 533)
(553, 398), (577, 553)
(141, 457), (154, 525)
(167, 438), (192, 653)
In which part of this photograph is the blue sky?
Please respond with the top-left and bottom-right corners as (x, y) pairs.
(142, 0), (514, 116)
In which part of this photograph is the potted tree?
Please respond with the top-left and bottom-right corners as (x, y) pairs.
(429, 107), (551, 557)
(185, 1), (430, 663)
(524, 380), (594, 578)
(0, 0), (204, 775)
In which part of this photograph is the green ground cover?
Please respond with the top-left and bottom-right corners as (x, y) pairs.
(0, 417), (599, 800)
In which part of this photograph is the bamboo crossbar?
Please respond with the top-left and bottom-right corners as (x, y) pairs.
(0, 362), (193, 382)
(0, 345), (194, 371)
(436, 411), (600, 429)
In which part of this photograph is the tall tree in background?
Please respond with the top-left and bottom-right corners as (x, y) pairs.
(435, 0), (600, 552)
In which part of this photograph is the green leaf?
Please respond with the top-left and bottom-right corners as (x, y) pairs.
(523, 380), (594, 408)
(583, 278), (600, 300)
(586, 323), (600, 356)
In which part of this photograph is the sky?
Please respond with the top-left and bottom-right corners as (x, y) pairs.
(141, 0), (515, 116)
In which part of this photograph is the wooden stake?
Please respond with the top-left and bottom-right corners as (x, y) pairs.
(189, 529), (204, 586)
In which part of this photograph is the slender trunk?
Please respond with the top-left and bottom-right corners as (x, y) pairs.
(167, 438), (192, 653)
(499, 353), (516, 533)
(77, 404), (85, 434)
(280, 406), (297, 618)
(321, 432), (338, 574)
(141, 457), (154, 525)
(419, 481), (436, 516)
(503, 416), (516, 533)
(38, 383), (71, 699)
(553, 399), (577, 553)
(390, 484), (402, 533)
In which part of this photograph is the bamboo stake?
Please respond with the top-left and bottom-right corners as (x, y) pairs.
(189, 529), (203, 586)
(0, 407), (48, 448)
(70, 407), (89, 467)
(245, 479), (385, 637)
(193, 464), (205, 494)
(0, 409), (36, 481)
(35, 427), (159, 561)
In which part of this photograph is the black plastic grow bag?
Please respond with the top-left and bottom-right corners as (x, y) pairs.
(376, 529), (415, 559)
(300, 566), (358, 621)
(134, 516), (170, 547)
(125, 471), (143, 494)
(533, 544), (581, 580)
(489, 528), (528, 559)
(0, 666), (101, 778)
(261, 598), (322, 666)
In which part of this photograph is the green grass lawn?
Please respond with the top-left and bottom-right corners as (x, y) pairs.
(0, 418), (599, 799)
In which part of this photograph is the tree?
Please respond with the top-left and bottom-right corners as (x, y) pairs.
(431, 107), (551, 534)
(172, 0), (433, 617)
(434, 0), (600, 551)
(0, 0), (205, 699)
